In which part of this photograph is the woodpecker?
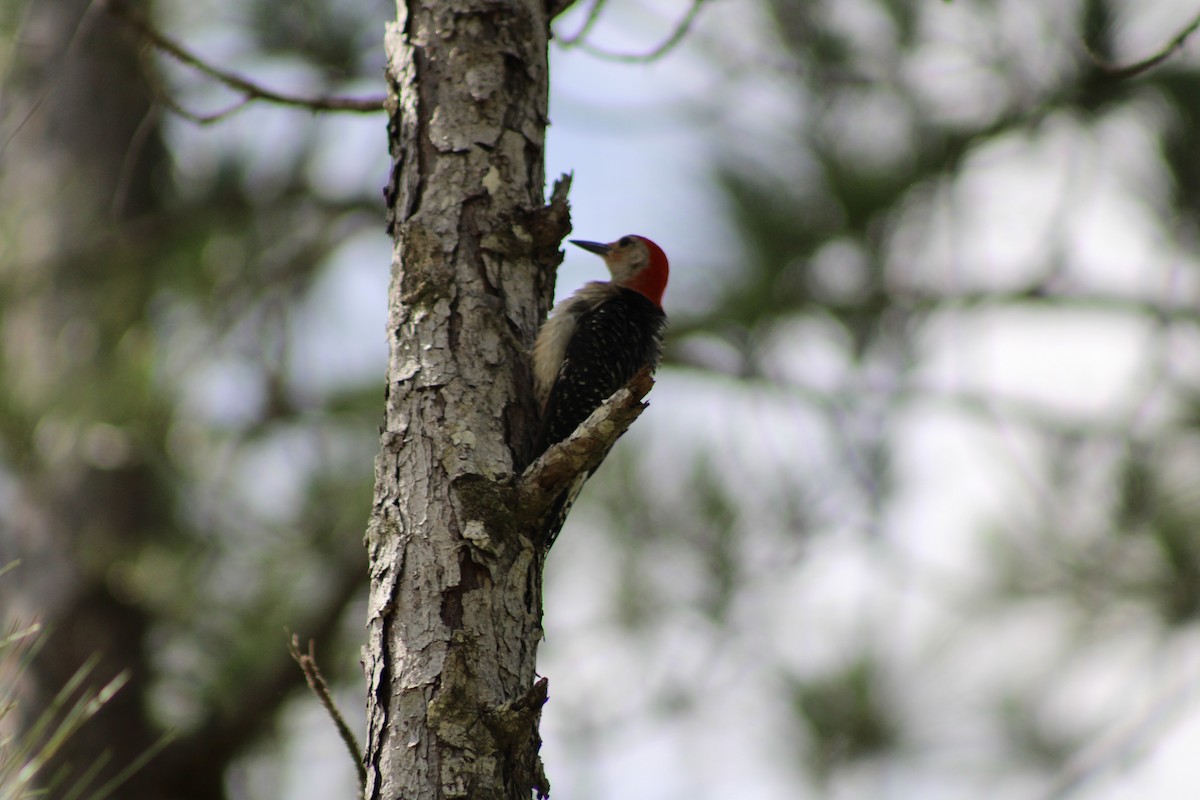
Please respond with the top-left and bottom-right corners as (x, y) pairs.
(532, 234), (669, 544)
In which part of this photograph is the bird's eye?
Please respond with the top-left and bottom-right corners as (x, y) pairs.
(618, 236), (633, 247)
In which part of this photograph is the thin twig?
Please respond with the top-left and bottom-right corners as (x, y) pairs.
(547, 0), (582, 21)
(287, 634), (366, 796)
(572, 0), (705, 63)
(556, 0), (608, 46)
(1089, 8), (1200, 81)
(138, 46), (256, 125)
(100, 0), (385, 115)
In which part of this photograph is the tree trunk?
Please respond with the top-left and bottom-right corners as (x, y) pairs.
(365, 1), (571, 798)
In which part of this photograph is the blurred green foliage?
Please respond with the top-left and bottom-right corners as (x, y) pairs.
(1, 0), (384, 795)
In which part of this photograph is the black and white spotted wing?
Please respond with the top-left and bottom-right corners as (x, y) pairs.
(537, 287), (667, 454)
(535, 287), (666, 544)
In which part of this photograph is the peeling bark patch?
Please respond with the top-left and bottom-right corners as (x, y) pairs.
(368, 598), (395, 793)
(400, 223), (451, 307)
(448, 305), (462, 354)
(524, 553), (541, 617)
(452, 472), (516, 543)
(440, 547), (490, 629)
(483, 677), (551, 799)
(440, 580), (464, 630)
(460, 195), (503, 297)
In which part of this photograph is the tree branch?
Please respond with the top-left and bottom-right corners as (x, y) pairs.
(518, 368), (655, 526)
(1089, 8), (1200, 81)
(571, 0), (706, 63)
(546, 0), (583, 22)
(289, 635), (366, 797)
(555, 0), (607, 46)
(100, 0), (385, 116)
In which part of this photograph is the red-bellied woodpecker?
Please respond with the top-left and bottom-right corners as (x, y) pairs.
(532, 235), (669, 544)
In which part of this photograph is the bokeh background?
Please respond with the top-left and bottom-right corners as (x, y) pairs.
(4, 0), (1200, 798)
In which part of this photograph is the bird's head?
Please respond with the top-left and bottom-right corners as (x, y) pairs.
(571, 235), (669, 307)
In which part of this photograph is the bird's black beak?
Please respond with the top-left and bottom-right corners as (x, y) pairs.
(570, 239), (611, 256)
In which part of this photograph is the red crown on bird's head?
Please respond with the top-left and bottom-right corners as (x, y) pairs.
(625, 235), (668, 308)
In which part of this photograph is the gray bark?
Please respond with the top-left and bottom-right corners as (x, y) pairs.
(365, 1), (573, 797)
